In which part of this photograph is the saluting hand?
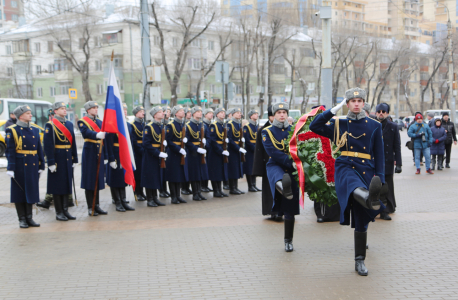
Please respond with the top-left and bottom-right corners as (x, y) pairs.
(331, 99), (346, 114)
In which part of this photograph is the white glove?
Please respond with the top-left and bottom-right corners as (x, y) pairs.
(110, 161), (117, 169)
(222, 150), (230, 156)
(239, 148), (247, 154)
(330, 100), (346, 115)
(96, 132), (106, 139)
(159, 152), (168, 158)
(197, 148), (207, 154)
(202, 138), (206, 145)
(183, 137), (188, 143)
(293, 162), (297, 170)
(6, 171), (14, 178)
(163, 140), (167, 147)
(179, 148), (187, 156)
(104, 160), (108, 164)
(49, 165), (57, 173)
(38, 169), (43, 174)
(241, 137), (245, 143)
(72, 163), (77, 168)
(225, 138), (229, 143)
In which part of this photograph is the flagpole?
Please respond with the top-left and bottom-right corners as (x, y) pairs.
(91, 51), (115, 216)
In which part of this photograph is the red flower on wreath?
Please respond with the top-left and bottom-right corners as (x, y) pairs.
(297, 131), (336, 183)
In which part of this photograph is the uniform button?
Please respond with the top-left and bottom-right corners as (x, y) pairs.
(67, 159), (69, 161)
(349, 120), (352, 123)
(363, 172), (365, 174)
(33, 145), (36, 147)
(282, 129), (284, 131)
(23, 136), (25, 138)
(66, 150), (69, 152)
(25, 164), (27, 166)
(24, 145), (26, 147)
(366, 120), (368, 123)
(351, 146), (353, 149)
(352, 166), (355, 169)
(33, 163), (35, 166)
(33, 136), (35, 138)
(363, 147), (366, 149)
(362, 160), (365, 162)
(363, 133), (366, 136)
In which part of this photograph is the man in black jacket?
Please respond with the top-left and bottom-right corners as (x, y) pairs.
(376, 103), (402, 220)
(441, 112), (457, 168)
(5, 112), (17, 128)
(253, 106), (282, 221)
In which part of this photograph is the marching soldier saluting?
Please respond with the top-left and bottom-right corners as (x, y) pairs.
(165, 105), (189, 204)
(310, 88), (387, 276)
(201, 108), (214, 192)
(106, 104), (135, 212)
(185, 106), (208, 201)
(43, 102), (78, 221)
(130, 105), (147, 201)
(78, 101), (108, 216)
(227, 107), (247, 194)
(5, 105), (45, 228)
(142, 106), (167, 207)
(208, 107), (229, 197)
(262, 103), (300, 252)
(243, 109), (261, 192)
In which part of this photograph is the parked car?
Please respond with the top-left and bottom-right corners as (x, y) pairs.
(392, 119), (405, 131)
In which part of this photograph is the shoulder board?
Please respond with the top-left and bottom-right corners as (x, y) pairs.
(30, 123), (43, 130)
(167, 121), (173, 125)
(47, 121), (52, 124)
(7, 124), (17, 129)
(129, 121), (135, 125)
(262, 125), (272, 132)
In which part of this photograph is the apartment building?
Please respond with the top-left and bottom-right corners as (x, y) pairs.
(0, 0), (24, 27)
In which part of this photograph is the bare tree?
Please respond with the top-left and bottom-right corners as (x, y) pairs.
(151, 1), (216, 106)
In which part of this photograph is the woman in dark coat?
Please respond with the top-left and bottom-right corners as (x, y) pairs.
(430, 119), (447, 170)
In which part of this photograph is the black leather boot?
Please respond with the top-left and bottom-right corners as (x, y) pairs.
(201, 180), (212, 192)
(62, 195), (76, 220)
(446, 162), (450, 168)
(152, 189), (165, 206)
(352, 176), (382, 210)
(53, 195), (68, 221)
(135, 185), (146, 201)
(355, 231), (369, 276)
(25, 204), (40, 227)
(159, 181), (170, 198)
(36, 200), (51, 209)
(94, 190), (107, 215)
(229, 179), (241, 195)
(85, 190), (98, 216)
(146, 188), (158, 207)
(223, 180), (229, 190)
(169, 182), (180, 204)
(220, 181), (229, 197)
(176, 183), (187, 203)
(252, 176), (261, 191)
(111, 187), (126, 212)
(15, 203), (28, 228)
(431, 155), (436, 170)
(191, 182), (201, 201)
(247, 176), (257, 192)
(119, 188), (135, 210)
(380, 211), (391, 220)
(275, 173), (293, 200)
(197, 182), (207, 200)
(284, 218), (295, 252)
(181, 182), (192, 195)
(212, 181), (224, 198)
(235, 179), (245, 194)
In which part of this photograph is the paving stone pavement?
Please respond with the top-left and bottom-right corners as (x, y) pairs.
(0, 131), (457, 300)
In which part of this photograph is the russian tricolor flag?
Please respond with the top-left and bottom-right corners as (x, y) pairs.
(102, 62), (136, 190)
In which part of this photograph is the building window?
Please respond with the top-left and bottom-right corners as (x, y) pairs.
(47, 41), (53, 52)
(37, 87), (43, 98)
(58, 39), (71, 50)
(36, 65), (42, 75)
(54, 59), (71, 71)
(191, 39), (200, 47)
(97, 84), (103, 95)
(117, 79), (124, 91)
(113, 57), (122, 68)
(13, 40), (29, 53)
(103, 32), (121, 44)
(94, 36), (101, 47)
(12, 14), (18, 21)
(50, 87), (56, 97)
(208, 40), (214, 50)
(34, 42), (40, 53)
(173, 37), (178, 47)
(154, 35), (160, 46)
(48, 64), (54, 74)
(95, 60), (102, 71)
(7, 67), (13, 77)
(11, 1), (18, 7)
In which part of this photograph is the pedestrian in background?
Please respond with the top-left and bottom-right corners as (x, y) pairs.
(426, 112), (435, 128)
(430, 119), (447, 171)
(5, 111), (17, 128)
(408, 114), (434, 175)
(441, 112), (457, 168)
(408, 111), (424, 165)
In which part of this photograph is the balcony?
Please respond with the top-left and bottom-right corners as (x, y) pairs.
(12, 52), (32, 61)
(102, 43), (123, 56)
(55, 70), (73, 82)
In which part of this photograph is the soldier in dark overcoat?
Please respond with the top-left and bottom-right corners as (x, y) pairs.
(243, 109), (261, 192)
(165, 105), (189, 204)
(142, 106), (167, 207)
(130, 105), (147, 201)
(185, 106), (208, 201)
(208, 107), (229, 198)
(226, 108), (246, 194)
(200, 108), (214, 192)
(262, 103), (300, 252)
(222, 108), (234, 191)
(376, 103), (402, 220)
(159, 105), (171, 198)
(181, 107), (193, 195)
(78, 101), (108, 216)
(310, 88), (387, 276)
(5, 105), (45, 228)
(43, 102), (78, 221)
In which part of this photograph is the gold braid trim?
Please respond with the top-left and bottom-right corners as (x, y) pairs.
(212, 122), (224, 140)
(79, 119), (94, 131)
(9, 125), (22, 150)
(168, 122), (182, 138)
(131, 123), (143, 138)
(229, 121), (240, 138)
(264, 128), (285, 151)
(333, 118), (347, 155)
(49, 121), (68, 143)
(148, 124), (161, 143)
(186, 123), (200, 140)
(245, 124), (256, 140)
